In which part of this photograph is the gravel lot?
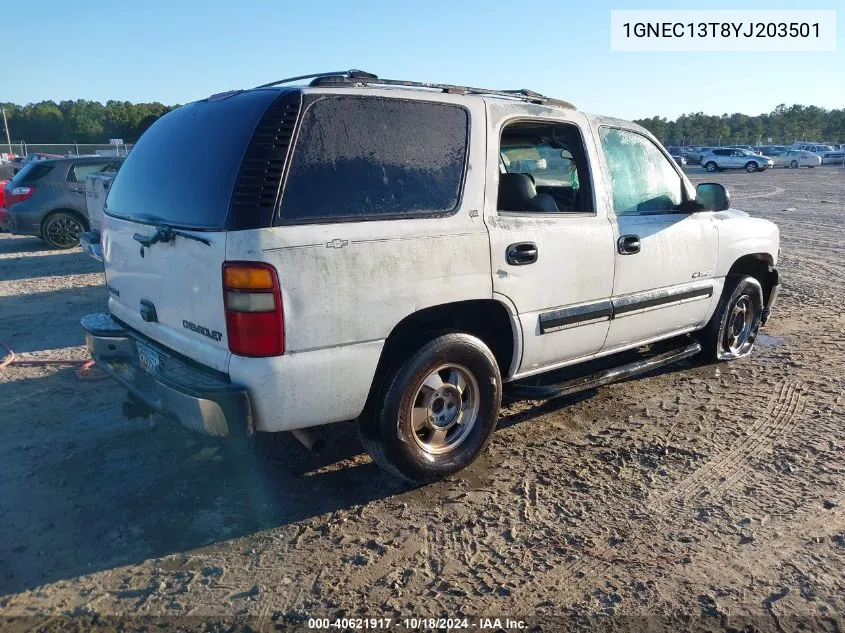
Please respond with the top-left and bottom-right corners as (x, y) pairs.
(1, 166), (843, 631)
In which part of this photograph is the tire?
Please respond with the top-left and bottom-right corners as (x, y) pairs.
(745, 161), (758, 173)
(704, 161), (718, 173)
(359, 333), (502, 483)
(42, 211), (85, 249)
(790, 160), (798, 169)
(697, 275), (763, 362)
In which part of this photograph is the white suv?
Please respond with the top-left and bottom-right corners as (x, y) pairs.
(82, 71), (781, 483)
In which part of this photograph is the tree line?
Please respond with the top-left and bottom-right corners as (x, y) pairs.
(1, 99), (174, 144)
(634, 104), (845, 147)
(2, 99), (843, 148)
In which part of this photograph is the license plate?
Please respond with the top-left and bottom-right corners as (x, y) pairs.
(137, 342), (160, 374)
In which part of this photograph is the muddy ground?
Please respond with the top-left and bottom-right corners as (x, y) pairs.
(1, 166), (843, 632)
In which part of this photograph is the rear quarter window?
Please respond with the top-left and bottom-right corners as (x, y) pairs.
(279, 96), (469, 224)
(11, 163), (54, 185)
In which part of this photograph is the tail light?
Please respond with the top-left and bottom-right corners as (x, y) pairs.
(7, 186), (35, 207)
(222, 262), (284, 357)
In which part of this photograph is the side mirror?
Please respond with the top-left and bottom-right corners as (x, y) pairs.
(695, 183), (730, 212)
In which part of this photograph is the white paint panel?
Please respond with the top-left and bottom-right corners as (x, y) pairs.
(229, 340), (384, 431)
(103, 215), (231, 372)
(603, 214), (719, 349)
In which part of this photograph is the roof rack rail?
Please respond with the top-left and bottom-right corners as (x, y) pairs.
(252, 69), (378, 90)
(308, 74), (575, 109)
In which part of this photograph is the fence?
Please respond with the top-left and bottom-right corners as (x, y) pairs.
(3, 142), (132, 158)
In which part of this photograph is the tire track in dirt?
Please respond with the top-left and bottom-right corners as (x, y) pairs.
(652, 379), (805, 514)
(505, 379), (807, 608)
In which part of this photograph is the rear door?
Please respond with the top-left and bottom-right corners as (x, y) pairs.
(67, 161), (110, 213)
(102, 89), (286, 372)
(484, 104), (615, 376)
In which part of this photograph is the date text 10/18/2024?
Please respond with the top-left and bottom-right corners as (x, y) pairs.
(307, 618), (527, 630)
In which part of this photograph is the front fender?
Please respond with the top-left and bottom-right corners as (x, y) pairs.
(714, 212), (780, 275)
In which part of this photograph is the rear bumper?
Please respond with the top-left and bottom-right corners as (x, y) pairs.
(0, 202), (43, 236)
(81, 312), (252, 437)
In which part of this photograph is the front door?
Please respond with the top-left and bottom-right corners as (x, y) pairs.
(596, 126), (718, 350)
(485, 107), (615, 377)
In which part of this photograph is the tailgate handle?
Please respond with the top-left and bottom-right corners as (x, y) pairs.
(140, 299), (158, 323)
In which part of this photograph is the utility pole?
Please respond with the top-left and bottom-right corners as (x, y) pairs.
(1, 107), (12, 156)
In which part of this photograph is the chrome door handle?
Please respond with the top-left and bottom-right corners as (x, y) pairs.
(618, 235), (641, 255)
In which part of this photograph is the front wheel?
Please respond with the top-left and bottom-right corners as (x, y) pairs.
(745, 161), (758, 173)
(790, 160), (798, 169)
(359, 333), (502, 483)
(697, 275), (763, 362)
(704, 161), (718, 173)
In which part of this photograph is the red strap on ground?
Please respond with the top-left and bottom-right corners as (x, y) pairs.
(0, 341), (109, 381)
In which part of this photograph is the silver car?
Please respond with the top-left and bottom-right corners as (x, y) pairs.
(701, 148), (774, 173)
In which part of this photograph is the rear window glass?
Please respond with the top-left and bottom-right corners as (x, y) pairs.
(105, 90), (279, 229)
(11, 163), (54, 185)
(279, 96), (468, 223)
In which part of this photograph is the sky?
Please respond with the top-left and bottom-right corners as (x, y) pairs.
(7, 0), (843, 121)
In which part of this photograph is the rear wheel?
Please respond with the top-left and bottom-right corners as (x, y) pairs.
(745, 161), (758, 173)
(42, 211), (84, 249)
(704, 161), (718, 173)
(359, 333), (501, 483)
(697, 275), (763, 362)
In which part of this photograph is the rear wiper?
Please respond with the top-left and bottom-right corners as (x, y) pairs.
(133, 224), (211, 250)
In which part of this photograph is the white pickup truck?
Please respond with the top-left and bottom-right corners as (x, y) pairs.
(81, 71), (780, 483)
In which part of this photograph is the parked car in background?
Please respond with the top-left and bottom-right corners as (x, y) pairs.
(773, 149), (822, 168)
(1, 156), (123, 248)
(755, 145), (788, 156)
(0, 156), (24, 179)
(684, 146), (714, 163)
(666, 146), (687, 166)
(790, 143), (845, 164)
(701, 148), (774, 173)
(730, 145), (759, 153)
(1, 152), (64, 178)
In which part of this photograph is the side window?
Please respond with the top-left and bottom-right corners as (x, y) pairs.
(497, 121), (593, 214)
(279, 96), (468, 223)
(68, 163), (108, 182)
(599, 127), (682, 216)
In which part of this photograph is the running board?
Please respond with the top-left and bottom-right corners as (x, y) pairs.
(505, 339), (702, 400)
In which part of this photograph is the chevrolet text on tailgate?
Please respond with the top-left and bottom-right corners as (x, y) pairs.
(82, 70), (781, 483)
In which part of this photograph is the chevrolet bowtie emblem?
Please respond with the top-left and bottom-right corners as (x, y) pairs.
(326, 239), (349, 249)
